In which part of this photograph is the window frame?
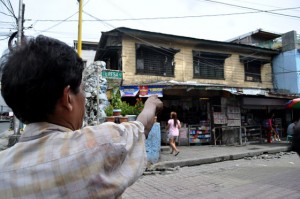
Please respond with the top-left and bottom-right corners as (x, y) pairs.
(244, 61), (262, 82)
(240, 56), (269, 83)
(135, 44), (179, 77)
(193, 51), (230, 79)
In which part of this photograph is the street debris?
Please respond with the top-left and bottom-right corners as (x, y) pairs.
(244, 151), (296, 160)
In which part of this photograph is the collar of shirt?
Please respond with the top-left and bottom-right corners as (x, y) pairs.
(20, 122), (73, 142)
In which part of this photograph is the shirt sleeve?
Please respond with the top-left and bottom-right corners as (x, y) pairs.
(0, 121), (147, 199)
(80, 121), (147, 198)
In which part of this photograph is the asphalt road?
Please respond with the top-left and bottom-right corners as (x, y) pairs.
(123, 152), (300, 199)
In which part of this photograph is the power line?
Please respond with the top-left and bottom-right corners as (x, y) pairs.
(0, 11), (14, 17)
(36, 0), (90, 34)
(0, 0), (17, 21)
(39, 11), (78, 33)
(27, 6), (300, 23)
(0, 35), (10, 41)
(202, 0), (300, 19)
(82, 11), (278, 82)
(0, 20), (14, 23)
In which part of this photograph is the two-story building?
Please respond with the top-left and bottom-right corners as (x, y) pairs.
(94, 27), (293, 145)
(229, 29), (300, 134)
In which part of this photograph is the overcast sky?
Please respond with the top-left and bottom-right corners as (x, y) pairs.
(1, 0), (300, 55)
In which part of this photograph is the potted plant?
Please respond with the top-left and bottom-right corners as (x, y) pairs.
(111, 87), (122, 116)
(120, 101), (130, 116)
(120, 101), (136, 122)
(104, 105), (115, 122)
(134, 98), (144, 115)
(126, 105), (138, 121)
(120, 98), (144, 122)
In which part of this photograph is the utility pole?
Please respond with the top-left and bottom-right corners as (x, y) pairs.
(13, 0), (24, 135)
(8, 0), (24, 147)
(77, 0), (83, 57)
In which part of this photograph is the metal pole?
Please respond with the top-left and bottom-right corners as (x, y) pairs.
(77, 0), (83, 57)
(96, 65), (99, 124)
(17, 0), (23, 44)
(13, 0), (24, 135)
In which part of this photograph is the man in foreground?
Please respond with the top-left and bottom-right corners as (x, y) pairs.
(0, 35), (163, 198)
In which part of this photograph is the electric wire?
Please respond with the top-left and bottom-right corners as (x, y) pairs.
(83, 10), (277, 80)
(29, 6), (300, 23)
(201, 0), (300, 19)
(0, 0), (17, 20)
(1, 1), (298, 84)
(36, 0), (90, 34)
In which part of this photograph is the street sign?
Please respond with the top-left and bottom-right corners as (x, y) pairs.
(101, 70), (123, 79)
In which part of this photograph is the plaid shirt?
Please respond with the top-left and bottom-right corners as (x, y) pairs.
(0, 121), (146, 199)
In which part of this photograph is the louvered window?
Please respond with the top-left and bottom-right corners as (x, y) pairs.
(136, 44), (178, 76)
(193, 51), (229, 79)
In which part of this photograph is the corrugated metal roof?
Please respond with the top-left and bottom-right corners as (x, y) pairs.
(227, 29), (282, 42)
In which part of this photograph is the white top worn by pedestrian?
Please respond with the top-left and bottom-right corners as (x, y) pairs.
(168, 118), (181, 137)
(0, 121), (146, 199)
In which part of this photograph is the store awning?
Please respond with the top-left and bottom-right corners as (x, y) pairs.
(242, 97), (287, 106)
(122, 80), (298, 99)
(222, 88), (267, 96)
(120, 86), (139, 97)
(120, 85), (164, 97)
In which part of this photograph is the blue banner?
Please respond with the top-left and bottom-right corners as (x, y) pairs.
(120, 86), (139, 97)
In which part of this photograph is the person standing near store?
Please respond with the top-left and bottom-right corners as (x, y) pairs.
(166, 111), (181, 156)
(287, 119), (298, 140)
(267, 113), (281, 143)
(0, 35), (163, 198)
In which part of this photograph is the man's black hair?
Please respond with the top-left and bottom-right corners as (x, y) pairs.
(0, 35), (84, 123)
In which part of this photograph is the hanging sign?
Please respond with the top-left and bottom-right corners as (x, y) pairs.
(101, 70), (123, 79)
(120, 86), (139, 97)
(139, 85), (163, 97)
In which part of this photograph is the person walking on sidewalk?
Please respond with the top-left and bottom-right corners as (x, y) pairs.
(166, 111), (181, 156)
(0, 35), (163, 199)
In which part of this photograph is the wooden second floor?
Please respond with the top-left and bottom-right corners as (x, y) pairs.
(95, 27), (279, 90)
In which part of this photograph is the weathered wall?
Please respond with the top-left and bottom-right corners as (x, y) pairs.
(121, 36), (273, 89)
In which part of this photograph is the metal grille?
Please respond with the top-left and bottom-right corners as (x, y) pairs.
(136, 45), (174, 76)
(193, 51), (227, 79)
(244, 61), (261, 82)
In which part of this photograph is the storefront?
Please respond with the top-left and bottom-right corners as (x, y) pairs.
(120, 84), (292, 146)
(240, 96), (291, 140)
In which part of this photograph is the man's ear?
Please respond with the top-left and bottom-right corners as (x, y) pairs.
(61, 85), (73, 111)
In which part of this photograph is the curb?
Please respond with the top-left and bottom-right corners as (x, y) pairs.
(150, 146), (290, 169)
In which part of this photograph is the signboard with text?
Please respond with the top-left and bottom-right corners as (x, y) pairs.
(101, 70), (123, 79)
(139, 85), (163, 97)
(120, 86), (139, 97)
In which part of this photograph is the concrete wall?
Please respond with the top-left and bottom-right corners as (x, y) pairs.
(81, 50), (96, 68)
(145, 122), (161, 164)
(121, 36), (273, 89)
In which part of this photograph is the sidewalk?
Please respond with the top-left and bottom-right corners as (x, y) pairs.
(149, 142), (291, 170)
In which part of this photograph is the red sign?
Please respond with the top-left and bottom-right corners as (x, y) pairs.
(139, 86), (148, 96)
